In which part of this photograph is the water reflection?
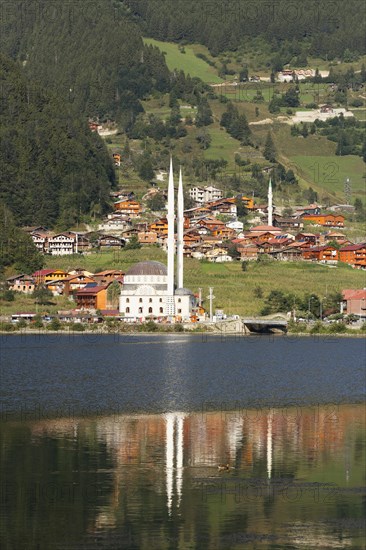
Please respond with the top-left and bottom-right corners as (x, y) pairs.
(1, 404), (365, 549)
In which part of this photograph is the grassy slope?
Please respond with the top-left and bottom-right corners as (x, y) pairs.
(143, 38), (223, 83)
(291, 155), (366, 199)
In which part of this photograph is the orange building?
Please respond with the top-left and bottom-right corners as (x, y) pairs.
(32, 269), (69, 285)
(150, 219), (168, 236)
(114, 200), (142, 217)
(240, 196), (255, 210)
(339, 243), (366, 268)
(302, 214), (345, 227)
(76, 285), (108, 310)
(302, 245), (338, 262)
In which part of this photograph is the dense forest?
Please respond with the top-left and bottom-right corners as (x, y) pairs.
(0, 0), (171, 125)
(0, 54), (116, 227)
(125, 0), (365, 60)
(0, 201), (43, 273)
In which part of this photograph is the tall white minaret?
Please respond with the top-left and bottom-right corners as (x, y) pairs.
(167, 158), (175, 296)
(176, 167), (184, 289)
(268, 178), (273, 227)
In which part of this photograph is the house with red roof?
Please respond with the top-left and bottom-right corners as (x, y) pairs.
(341, 289), (366, 317)
(75, 285), (108, 310)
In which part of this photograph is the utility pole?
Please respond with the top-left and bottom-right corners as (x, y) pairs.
(207, 287), (215, 322)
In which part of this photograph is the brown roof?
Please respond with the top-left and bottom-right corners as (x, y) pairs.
(126, 261), (167, 276)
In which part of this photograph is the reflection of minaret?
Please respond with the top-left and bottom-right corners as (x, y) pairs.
(166, 158), (175, 314)
(227, 416), (244, 462)
(176, 167), (184, 289)
(267, 409), (273, 479)
(268, 178), (273, 227)
(165, 412), (185, 515)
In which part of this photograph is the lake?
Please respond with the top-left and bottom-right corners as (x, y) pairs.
(1, 334), (365, 549)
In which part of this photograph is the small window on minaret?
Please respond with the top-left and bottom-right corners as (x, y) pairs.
(178, 298), (181, 303)
(139, 298), (143, 303)
(149, 298), (152, 303)
(126, 298), (129, 303)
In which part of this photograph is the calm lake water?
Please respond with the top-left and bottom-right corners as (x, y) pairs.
(1, 334), (365, 549)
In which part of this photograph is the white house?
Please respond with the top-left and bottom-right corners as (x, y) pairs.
(189, 185), (223, 204)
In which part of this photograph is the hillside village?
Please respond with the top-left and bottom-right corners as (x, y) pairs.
(4, 179), (366, 326)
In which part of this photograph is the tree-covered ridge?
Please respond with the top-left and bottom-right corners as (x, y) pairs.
(0, 0), (171, 124)
(0, 201), (43, 273)
(125, 0), (365, 59)
(0, 54), (116, 227)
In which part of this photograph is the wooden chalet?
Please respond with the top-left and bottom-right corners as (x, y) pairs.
(301, 214), (345, 227)
(93, 270), (125, 286)
(150, 218), (168, 236)
(302, 245), (339, 263)
(114, 199), (142, 218)
(295, 232), (318, 245)
(98, 235), (125, 249)
(75, 285), (108, 310)
(339, 243), (366, 268)
(32, 269), (69, 285)
(273, 216), (303, 230)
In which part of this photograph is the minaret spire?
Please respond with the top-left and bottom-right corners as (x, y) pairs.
(177, 167), (184, 289)
(167, 157), (175, 297)
(268, 178), (273, 226)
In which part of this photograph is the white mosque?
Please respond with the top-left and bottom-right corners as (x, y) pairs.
(119, 159), (196, 322)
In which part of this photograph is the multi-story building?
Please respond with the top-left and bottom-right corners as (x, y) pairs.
(189, 185), (223, 204)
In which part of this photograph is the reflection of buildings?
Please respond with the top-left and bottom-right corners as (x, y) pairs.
(26, 404), (365, 545)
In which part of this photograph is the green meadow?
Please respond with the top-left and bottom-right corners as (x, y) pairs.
(34, 250), (366, 317)
(143, 38), (223, 83)
(291, 155), (366, 199)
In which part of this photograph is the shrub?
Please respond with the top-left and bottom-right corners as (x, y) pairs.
(2, 290), (15, 301)
(17, 318), (27, 329)
(144, 320), (158, 332)
(47, 318), (61, 331)
(0, 322), (14, 332)
(328, 322), (347, 333)
(69, 323), (85, 332)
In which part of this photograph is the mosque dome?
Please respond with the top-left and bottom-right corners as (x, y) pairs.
(126, 261), (167, 277)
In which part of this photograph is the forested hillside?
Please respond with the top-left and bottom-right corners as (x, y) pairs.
(0, 0), (170, 125)
(0, 54), (116, 227)
(126, 0), (365, 60)
(0, 201), (43, 273)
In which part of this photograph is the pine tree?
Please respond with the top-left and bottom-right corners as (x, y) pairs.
(263, 132), (276, 162)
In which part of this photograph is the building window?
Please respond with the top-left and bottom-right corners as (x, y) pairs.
(139, 298), (143, 303)
(149, 298), (152, 303)
(178, 309), (182, 314)
(126, 307), (130, 313)
(126, 298), (129, 303)
(138, 307), (143, 314)
(159, 307), (163, 314)
(159, 298), (163, 303)
(178, 298), (181, 303)
(148, 307), (153, 314)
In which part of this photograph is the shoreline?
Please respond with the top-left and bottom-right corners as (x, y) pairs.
(1, 329), (365, 338)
